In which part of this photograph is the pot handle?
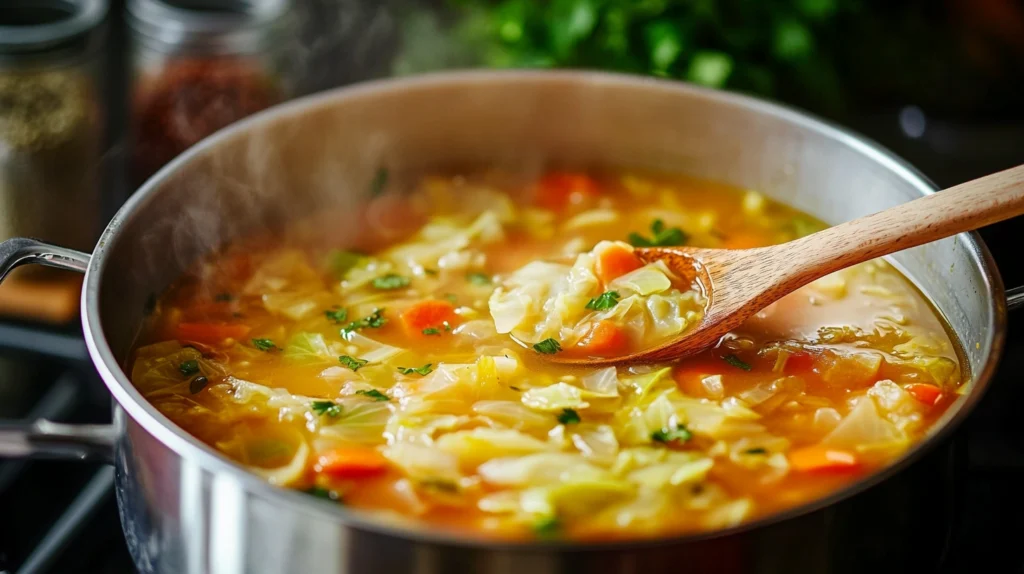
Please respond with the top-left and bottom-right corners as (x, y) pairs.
(1007, 286), (1024, 311)
(0, 238), (114, 463)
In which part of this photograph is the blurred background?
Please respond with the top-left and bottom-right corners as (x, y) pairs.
(1, 0), (1022, 572)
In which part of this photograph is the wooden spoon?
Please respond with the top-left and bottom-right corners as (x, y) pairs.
(553, 164), (1024, 366)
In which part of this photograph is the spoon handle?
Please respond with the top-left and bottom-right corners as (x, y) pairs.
(784, 164), (1024, 281)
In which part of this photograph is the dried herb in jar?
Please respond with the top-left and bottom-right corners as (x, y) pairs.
(131, 58), (281, 184)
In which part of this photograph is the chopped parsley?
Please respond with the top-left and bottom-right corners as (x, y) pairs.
(178, 359), (200, 377)
(466, 272), (491, 286)
(324, 308), (348, 324)
(424, 268), (439, 276)
(532, 516), (560, 538)
(585, 290), (621, 311)
(652, 424), (692, 444)
(628, 219), (688, 247)
(252, 338), (277, 351)
(422, 327), (441, 336)
(356, 389), (390, 401)
(311, 400), (342, 418)
(189, 376), (209, 394)
(305, 486), (341, 501)
(338, 355), (369, 371)
(326, 250), (366, 278)
(533, 338), (562, 354)
(341, 308), (387, 335)
(443, 293), (458, 304)
(372, 274), (411, 290)
(557, 408), (581, 425)
(744, 447), (768, 455)
(398, 364), (433, 376)
(214, 292), (234, 302)
(370, 167), (389, 196)
(723, 354), (752, 371)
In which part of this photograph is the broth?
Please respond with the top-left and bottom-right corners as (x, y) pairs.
(130, 169), (963, 540)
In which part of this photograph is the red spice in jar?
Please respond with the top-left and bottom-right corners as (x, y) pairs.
(131, 58), (281, 184)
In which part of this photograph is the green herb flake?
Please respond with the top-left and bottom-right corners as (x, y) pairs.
(339, 355), (369, 371)
(341, 308), (387, 335)
(723, 354), (752, 371)
(214, 292), (234, 302)
(372, 273), (411, 290)
(532, 516), (560, 539)
(744, 447), (768, 455)
(356, 389), (390, 401)
(557, 408), (581, 425)
(189, 375), (209, 394)
(467, 272), (491, 286)
(305, 486), (341, 501)
(178, 359), (200, 377)
(443, 293), (458, 304)
(585, 290), (620, 311)
(422, 327), (441, 336)
(398, 364), (433, 376)
(252, 338), (277, 351)
(370, 167), (389, 197)
(533, 338), (562, 354)
(628, 219), (688, 247)
(324, 308), (348, 324)
(652, 424), (692, 444)
(311, 400), (342, 418)
(424, 268), (439, 276)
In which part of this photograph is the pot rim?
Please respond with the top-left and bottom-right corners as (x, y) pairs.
(81, 69), (1007, 551)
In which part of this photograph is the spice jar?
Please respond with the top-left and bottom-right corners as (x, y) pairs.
(0, 0), (107, 270)
(127, 0), (293, 186)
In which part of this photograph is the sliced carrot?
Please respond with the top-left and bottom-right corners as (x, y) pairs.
(673, 359), (723, 397)
(534, 172), (599, 211)
(724, 232), (766, 250)
(789, 446), (860, 474)
(904, 383), (943, 407)
(577, 321), (630, 357)
(314, 447), (389, 479)
(596, 244), (643, 285)
(783, 351), (816, 375)
(175, 322), (251, 345)
(401, 299), (460, 335)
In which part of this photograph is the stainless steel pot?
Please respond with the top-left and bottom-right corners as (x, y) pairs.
(1, 71), (1021, 574)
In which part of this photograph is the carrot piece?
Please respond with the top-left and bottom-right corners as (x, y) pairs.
(401, 299), (460, 335)
(904, 383), (943, 407)
(789, 446), (860, 474)
(577, 321), (630, 357)
(672, 360), (722, 397)
(783, 351), (816, 375)
(596, 244), (643, 285)
(314, 447), (389, 479)
(534, 172), (599, 211)
(175, 322), (251, 345)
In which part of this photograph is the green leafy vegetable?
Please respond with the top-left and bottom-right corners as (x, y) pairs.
(178, 359), (200, 377)
(398, 363), (434, 376)
(189, 376), (209, 394)
(341, 308), (387, 335)
(532, 516), (560, 538)
(372, 274), (411, 290)
(585, 291), (620, 311)
(325, 308), (348, 324)
(467, 272), (491, 286)
(744, 447), (768, 455)
(311, 400), (343, 418)
(339, 355), (369, 371)
(533, 338), (562, 354)
(422, 327), (441, 335)
(356, 389), (390, 401)
(370, 167), (389, 196)
(652, 424), (692, 444)
(305, 486), (341, 501)
(723, 354), (752, 371)
(252, 338), (277, 351)
(557, 408), (581, 425)
(628, 219), (687, 247)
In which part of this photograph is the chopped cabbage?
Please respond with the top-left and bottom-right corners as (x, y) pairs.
(435, 428), (552, 469)
(477, 453), (611, 487)
(282, 332), (333, 364)
(521, 382), (590, 412)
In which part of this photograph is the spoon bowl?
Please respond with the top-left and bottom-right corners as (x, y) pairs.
(550, 164), (1024, 366)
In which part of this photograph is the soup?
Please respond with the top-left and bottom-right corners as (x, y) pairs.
(130, 170), (963, 541)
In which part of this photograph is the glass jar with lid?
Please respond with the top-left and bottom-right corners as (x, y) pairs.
(0, 0), (108, 263)
(127, 0), (295, 186)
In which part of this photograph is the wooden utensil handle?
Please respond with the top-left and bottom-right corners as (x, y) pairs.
(784, 164), (1024, 281)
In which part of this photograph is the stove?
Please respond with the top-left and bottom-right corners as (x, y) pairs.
(2, 3), (1024, 574)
